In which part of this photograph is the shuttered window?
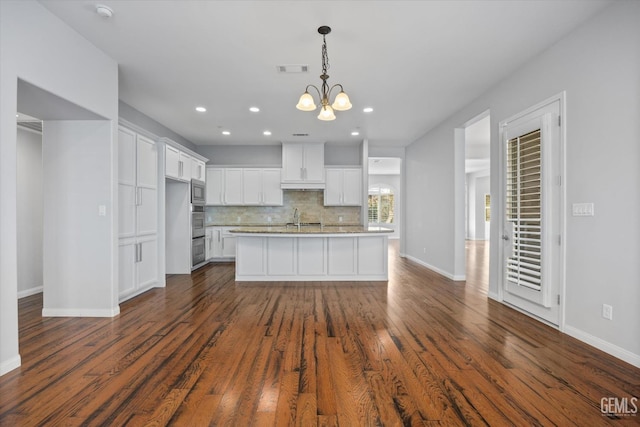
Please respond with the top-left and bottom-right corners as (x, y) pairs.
(506, 129), (542, 291)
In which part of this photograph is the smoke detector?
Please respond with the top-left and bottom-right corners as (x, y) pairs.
(95, 4), (114, 18)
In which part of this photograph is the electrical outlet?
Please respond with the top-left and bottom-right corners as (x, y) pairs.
(602, 304), (613, 320)
(339, 216), (343, 223)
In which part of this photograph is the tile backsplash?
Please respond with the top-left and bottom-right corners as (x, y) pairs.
(205, 190), (361, 225)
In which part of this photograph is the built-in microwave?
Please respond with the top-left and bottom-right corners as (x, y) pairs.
(191, 179), (206, 206)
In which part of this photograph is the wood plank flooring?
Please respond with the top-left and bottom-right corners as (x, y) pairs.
(1, 240), (638, 425)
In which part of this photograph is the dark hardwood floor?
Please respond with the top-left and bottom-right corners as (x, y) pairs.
(1, 240), (638, 425)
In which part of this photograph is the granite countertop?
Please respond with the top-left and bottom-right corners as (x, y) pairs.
(227, 224), (393, 234)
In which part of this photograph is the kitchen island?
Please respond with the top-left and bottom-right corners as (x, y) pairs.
(230, 225), (392, 281)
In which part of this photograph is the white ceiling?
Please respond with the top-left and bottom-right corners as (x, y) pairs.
(38, 0), (613, 147)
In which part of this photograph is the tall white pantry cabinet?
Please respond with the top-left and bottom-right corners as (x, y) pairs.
(118, 126), (159, 302)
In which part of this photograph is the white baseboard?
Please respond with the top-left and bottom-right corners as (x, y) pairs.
(403, 254), (465, 281)
(42, 306), (120, 318)
(487, 291), (500, 301)
(17, 286), (43, 299)
(0, 354), (21, 376)
(564, 325), (640, 368)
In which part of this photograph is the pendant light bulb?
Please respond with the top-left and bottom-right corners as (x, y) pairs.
(318, 105), (336, 121)
(296, 91), (317, 111)
(332, 91), (352, 111)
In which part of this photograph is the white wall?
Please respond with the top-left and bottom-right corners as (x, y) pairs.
(404, 1), (640, 365)
(0, 0), (118, 375)
(17, 127), (43, 297)
(42, 121), (116, 315)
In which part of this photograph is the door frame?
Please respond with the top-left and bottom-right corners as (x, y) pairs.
(496, 92), (566, 330)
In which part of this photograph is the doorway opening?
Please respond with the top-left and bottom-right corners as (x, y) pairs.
(368, 157), (401, 241)
(463, 112), (491, 292)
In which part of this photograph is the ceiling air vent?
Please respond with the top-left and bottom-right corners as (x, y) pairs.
(292, 133), (309, 137)
(277, 64), (309, 73)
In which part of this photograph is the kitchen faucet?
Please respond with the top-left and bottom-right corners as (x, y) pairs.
(293, 208), (300, 230)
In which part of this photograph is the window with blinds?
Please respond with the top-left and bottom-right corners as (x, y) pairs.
(506, 129), (542, 291)
(368, 186), (394, 224)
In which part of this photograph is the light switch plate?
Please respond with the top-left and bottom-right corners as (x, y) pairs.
(572, 202), (594, 216)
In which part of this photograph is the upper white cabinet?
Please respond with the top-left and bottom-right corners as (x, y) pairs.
(118, 127), (158, 239)
(165, 145), (192, 181)
(191, 158), (206, 181)
(206, 167), (242, 205)
(243, 168), (283, 206)
(324, 168), (362, 206)
(206, 167), (283, 206)
(281, 142), (325, 189)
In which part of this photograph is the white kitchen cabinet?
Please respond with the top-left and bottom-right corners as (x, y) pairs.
(207, 167), (280, 206)
(206, 167), (243, 205)
(206, 168), (224, 205)
(222, 228), (237, 258)
(165, 145), (193, 182)
(191, 158), (206, 181)
(206, 226), (236, 260)
(165, 145), (180, 180)
(243, 168), (283, 206)
(281, 143), (325, 188)
(234, 233), (389, 281)
(224, 169), (243, 205)
(118, 126), (158, 301)
(324, 168), (362, 206)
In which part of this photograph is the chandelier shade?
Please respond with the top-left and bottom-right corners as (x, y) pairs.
(296, 26), (351, 120)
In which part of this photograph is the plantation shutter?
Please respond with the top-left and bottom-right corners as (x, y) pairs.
(506, 129), (542, 291)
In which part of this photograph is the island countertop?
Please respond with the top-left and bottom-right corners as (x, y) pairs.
(228, 225), (393, 235)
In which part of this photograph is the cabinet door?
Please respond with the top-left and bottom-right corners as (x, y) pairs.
(119, 185), (136, 238)
(118, 128), (136, 238)
(191, 158), (205, 181)
(327, 237), (357, 275)
(136, 187), (157, 236)
(224, 169), (243, 205)
(261, 169), (283, 206)
(211, 228), (223, 258)
(222, 231), (236, 258)
(118, 127), (136, 185)
(205, 228), (214, 260)
(179, 152), (192, 181)
(242, 169), (262, 205)
(165, 145), (180, 179)
(236, 237), (265, 276)
(282, 144), (305, 181)
(303, 144), (325, 182)
(206, 168), (224, 205)
(324, 169), (342, 206)
(136, 135), (157, 188)
(137, 236), (158, 290)
(342, 169), (362, 206)
(118, 239), (137, 299)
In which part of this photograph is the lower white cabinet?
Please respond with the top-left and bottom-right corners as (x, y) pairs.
(235, 234), (388, 281)
(205, 226), (237, 260)
(119, 235), (158, 301)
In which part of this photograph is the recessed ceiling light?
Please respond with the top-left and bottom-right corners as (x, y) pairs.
(222, 131), (231, 136)
(363, 107), (374, 113)
(263, 131), (272, 136)
(195, 106), (207, 113)
(351, 131), (360, 136)
(249, 107), (260, 113)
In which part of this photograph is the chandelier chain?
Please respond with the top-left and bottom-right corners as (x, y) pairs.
(321, 35), (330, 75)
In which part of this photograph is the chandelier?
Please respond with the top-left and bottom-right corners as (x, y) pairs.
(296, 26), (352, 121)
